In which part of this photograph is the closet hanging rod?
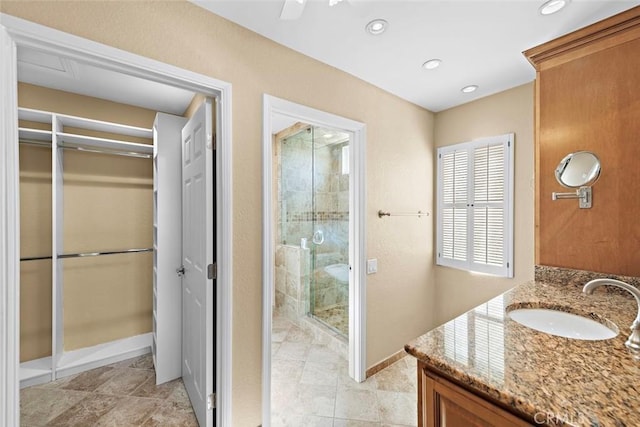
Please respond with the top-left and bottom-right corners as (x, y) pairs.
(58, 248), (153, 259)
(378, 210), (429, 218)
(60, 145), (152, 159)
(20, 255), (53, 262)
(19, 139), (52, 148)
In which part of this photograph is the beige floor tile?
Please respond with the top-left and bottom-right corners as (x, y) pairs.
(271, 413), (334, 427)
(275, 383), (336, 418)
(306, 344), (344, 365)
(273, 327), (291, 343)
(272, 342), (282, 356)
(270, 314), (419, 426)
(168, 380), (193, 411)
(47, 393), (123, 426)
(128, 354), (155, 370)
(93, 396), (163, 426)
(273, 316), (295, 330)
(140, 400), (199, 426)
(61, 366), (119, 392)
(20, 388), (89, 426)
(377, 390), (417, 426)
(337, 365), (377, 391)
(274, 341), (312, 361)
(272, 359), (305, 384)
(20, 356), (196, 426)
(334, 386), (380, 422)
(373, 359), (416, 393)
(131, 375), (182, 399)
(333, 419), (383, 427)
(284, 325), (315, 343)
(94, 368), (154, 396)
(31, 373), (79, 390)
(300, 361), (338, 387)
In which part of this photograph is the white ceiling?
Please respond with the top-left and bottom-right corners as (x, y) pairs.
(18, 46), (196, 115)
(194, 0), (640, 112)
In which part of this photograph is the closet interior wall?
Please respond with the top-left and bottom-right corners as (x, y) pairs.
(18, 83), (156, 382)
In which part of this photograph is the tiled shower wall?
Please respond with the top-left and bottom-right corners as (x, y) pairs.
(274, 244), (310, 321)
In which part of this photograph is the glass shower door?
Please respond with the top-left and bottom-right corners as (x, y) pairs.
(309, 126), (350, 338)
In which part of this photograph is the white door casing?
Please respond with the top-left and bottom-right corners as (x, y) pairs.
(261, 95), (367, 426)
(182, 99), (215, 427)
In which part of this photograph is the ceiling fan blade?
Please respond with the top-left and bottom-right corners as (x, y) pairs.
(280, 0), (307, 20)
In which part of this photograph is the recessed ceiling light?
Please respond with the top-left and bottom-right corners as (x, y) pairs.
(539, 0), (569, 15)
(422, 59), (442, 70)
(366, 19), (388, 35)
(461, 85), (478, 93)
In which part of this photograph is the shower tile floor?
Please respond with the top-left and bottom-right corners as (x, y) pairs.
(20, 354), (197, 426)
(272, 314), (418, 427)
(313, 305), (348, 337)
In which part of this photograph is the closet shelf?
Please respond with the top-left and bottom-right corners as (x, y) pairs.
(57, 132), (154, 156)
(19, 128), (53, 143)
(57, 113), (153, 139)
(18, 107), (53, 124)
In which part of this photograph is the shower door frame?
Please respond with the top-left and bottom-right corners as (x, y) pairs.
(261, 95), (367, 426)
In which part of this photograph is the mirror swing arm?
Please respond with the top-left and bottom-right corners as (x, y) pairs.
(552, 186), (592, 208)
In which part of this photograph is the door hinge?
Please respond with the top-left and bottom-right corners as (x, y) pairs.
(208, 263), (217, 280)
(207, 393), (216, 410)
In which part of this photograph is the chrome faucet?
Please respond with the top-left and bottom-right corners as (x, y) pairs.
(583, 278), (640, 358)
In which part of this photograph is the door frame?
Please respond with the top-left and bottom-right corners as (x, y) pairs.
(0, 14), (233, 427)
(261, 95), (367, 425)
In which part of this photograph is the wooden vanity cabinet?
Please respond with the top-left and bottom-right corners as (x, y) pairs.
(418, 362), (532, 427)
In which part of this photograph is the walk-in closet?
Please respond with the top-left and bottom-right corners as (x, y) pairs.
(16, 48), (208, 422)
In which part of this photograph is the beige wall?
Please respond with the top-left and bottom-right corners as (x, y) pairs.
(17, 83), (156, 354)
(433, 83), (535, 325)
(2, 2), (436, 424)
(19, 144), (52, 362)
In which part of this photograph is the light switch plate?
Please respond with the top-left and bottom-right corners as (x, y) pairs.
(367, 259), (378, 274)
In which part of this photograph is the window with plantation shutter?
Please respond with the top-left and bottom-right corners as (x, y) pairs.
(436, 134), (514, 277)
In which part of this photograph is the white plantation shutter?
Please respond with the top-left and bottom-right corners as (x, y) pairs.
(441, 150), (468, 261)
(437, 134), (514, 277)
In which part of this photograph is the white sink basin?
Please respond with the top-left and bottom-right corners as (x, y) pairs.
(508, 308), (618, 340)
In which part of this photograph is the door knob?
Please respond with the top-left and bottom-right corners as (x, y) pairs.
(176, 266), (185, 277)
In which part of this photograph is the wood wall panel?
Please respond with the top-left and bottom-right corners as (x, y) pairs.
(527, 7), (640, 276)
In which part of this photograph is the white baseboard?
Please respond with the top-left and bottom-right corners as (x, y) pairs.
(20, 357), (53, 389)
(20, 334), (153, 388)
(55, 333), (152, 379)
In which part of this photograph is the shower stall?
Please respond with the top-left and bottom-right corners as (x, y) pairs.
(275, 124), (350, 338)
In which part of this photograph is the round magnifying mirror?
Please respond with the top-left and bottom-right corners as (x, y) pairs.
(555, 151), (601, 188)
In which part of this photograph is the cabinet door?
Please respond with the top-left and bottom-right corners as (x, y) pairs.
(421, 367), (532, 427)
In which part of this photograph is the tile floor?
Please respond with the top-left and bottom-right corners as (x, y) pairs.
(20, 354), (197, 427)
(313, 305), (349, 337)
(272, 315), (418, 427)
(21, 321), (418, 427)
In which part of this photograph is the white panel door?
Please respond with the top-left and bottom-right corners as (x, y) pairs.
(182, 99), (214, 427)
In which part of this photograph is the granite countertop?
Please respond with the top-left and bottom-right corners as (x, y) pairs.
(405, 269), (640, 426)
